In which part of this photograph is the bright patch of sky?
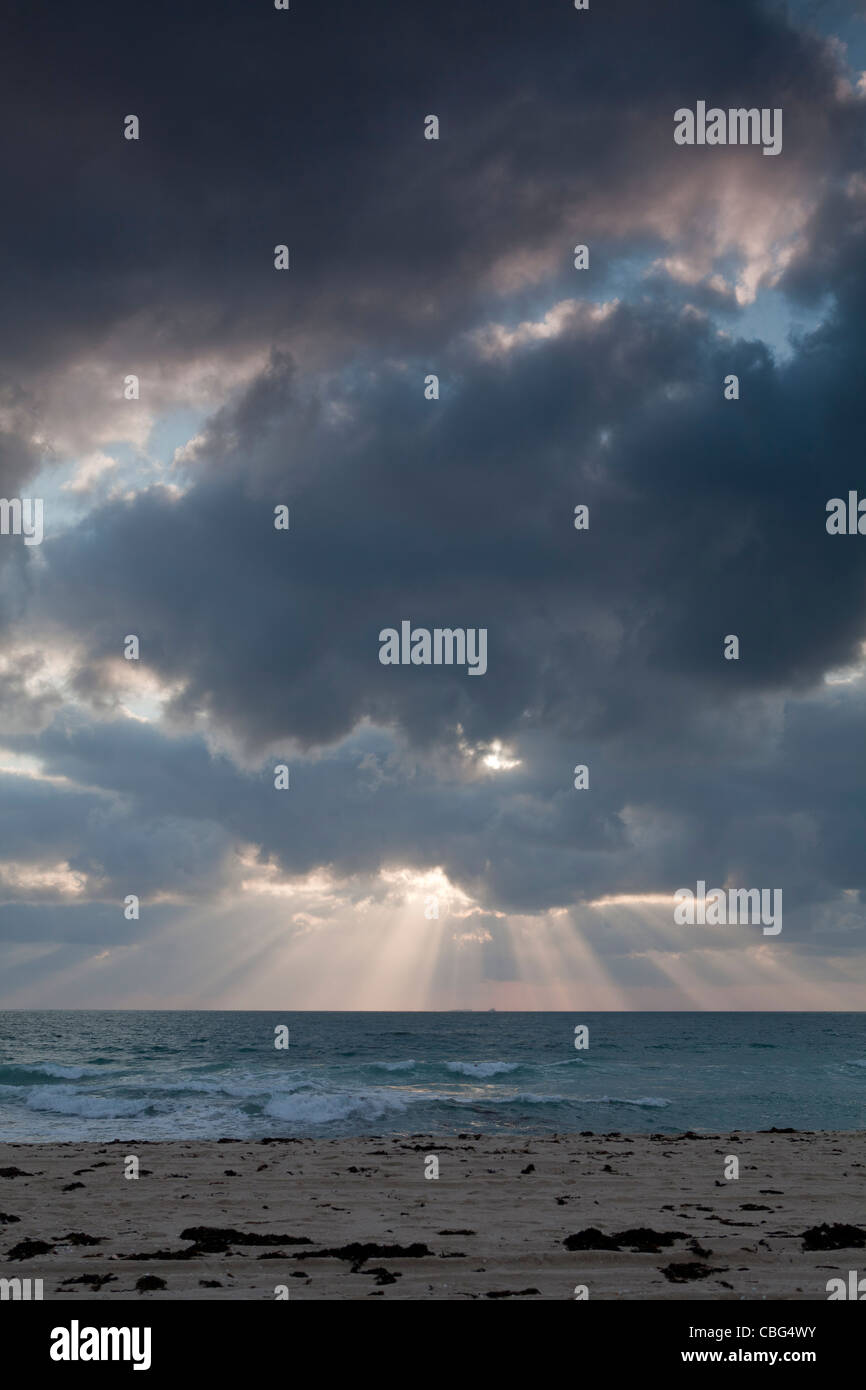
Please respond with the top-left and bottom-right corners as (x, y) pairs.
(783, 0), (866, 72)
(30, 407), (210, 536)
(732, 286), (834, 359)
(500, 243), (832, 367)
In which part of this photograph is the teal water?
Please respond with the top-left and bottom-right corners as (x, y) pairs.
(0, 1011), (863, 1141)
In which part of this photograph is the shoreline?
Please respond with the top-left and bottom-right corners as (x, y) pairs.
(2, 1131), (863, 1300)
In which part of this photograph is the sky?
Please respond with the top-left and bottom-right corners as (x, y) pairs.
(0, 0), (865, 1010)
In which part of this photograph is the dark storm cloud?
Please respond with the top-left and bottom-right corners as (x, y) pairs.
(13, 252), (866, 924)
(0, 426), (40, 494)
(30, 273), (866, 758)
(0, 900), (179, 946)
(0, 760), (232, 908)
(0, 0), (855, 386)
(0, 770), (106, 861)
(8, 274), (866, 931)
(1, 0), (865, 987)
(6, 679), (863, 951)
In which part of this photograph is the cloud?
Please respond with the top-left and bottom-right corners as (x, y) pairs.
(1, 0), (865, 1005)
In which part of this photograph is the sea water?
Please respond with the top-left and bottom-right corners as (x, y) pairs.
(0, 1010), (863, 1141)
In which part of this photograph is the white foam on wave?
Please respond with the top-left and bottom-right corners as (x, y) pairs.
(446, 1061), (519, 1078)
(0, 1062), (87, 1082)
(265, 1086), (426, 1126)
(452, 1090), (564, 1105)
(25, 1085), (155, 1118)
(159, 1077), (295, 1099)
(370, 1060), (417, 1072)
(34, 1063), (87, 1079)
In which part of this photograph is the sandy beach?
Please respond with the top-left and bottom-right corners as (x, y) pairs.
(1, 1130), (863, 1300)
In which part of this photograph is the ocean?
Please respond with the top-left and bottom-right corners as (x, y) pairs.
(0, 1011), (864, 1142)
